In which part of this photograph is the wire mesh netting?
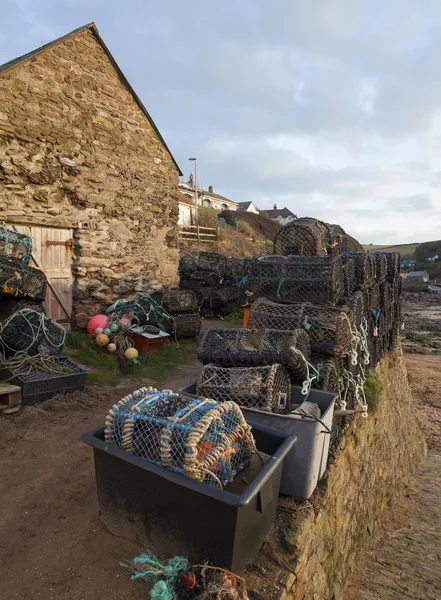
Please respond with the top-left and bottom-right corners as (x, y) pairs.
(0, 226), (33, 264)
(274, 218), (327, 256)
(0, 257), (47, 300)
(106, 296), (175, 333)
(198, 327), (310, 381)
(0, 309), (66, 356)
(198, 252), (227, 278)
(174, 312), (201, 339)
(105, 388), (256, 488)
(196, 364), (292, 414)
(160, 290), (198, 314)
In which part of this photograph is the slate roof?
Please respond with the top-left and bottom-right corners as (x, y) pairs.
(238, 201), (253, 210)
(0, 23), (182, 175)
(260, 207), (297, 219)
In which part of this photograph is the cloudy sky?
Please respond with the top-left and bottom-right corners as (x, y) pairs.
(2, 0), (441, 244)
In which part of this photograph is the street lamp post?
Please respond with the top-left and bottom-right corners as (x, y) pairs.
(189, 157), (198, 225)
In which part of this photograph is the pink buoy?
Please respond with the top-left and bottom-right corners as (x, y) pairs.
(87, 315), (109, 335)
(119, 315), (132, 330)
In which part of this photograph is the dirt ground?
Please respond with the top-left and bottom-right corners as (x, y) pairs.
(0, 298), (440, 600)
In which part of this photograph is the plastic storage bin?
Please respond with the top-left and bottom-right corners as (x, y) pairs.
(0, 358), (87, 404)
(180, 382), (336, 499)
(81, 423), (296, 573)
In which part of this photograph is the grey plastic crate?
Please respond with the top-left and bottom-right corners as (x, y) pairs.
(179, 382), (336, 499)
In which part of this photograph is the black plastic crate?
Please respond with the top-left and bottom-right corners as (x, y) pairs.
(81, 422), (296, 573)
(0, 358), (87, 404)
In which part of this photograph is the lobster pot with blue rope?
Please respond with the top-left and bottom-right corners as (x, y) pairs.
(105, 388), (256, 488)
(198, 327), (310, 382)
(196, 364), (292, 414)
(0, 225), (33, 265)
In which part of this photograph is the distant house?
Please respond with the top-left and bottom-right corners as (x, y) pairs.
(179, 179), (237, 211)
(407, 271), (429, 282)
(260, 204), (297, 225)
(237, 201), (259, 214)
(401, 259), (416, 268)
(427, 255), (439, 261)
(178, 193), (196, 226)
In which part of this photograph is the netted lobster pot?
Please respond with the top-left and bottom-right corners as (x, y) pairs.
(0, 226), (33, 264)
(179, 254), (198, 277)
(383, 253), (400, 281)
(105, 388), (255, 488)
(197, 364), (292, 414)
(0, 257), (47, 300)
(161, 290), (198, 314)
(0, 310), (65, 356)
(373, 253), (388, 283)
(198, 327), (310, 381)
(310, 357), (339, 394)
(106, 296), (175, 333)
(274, 219), (327, 256)
(277, 256), (345, 305)
(325, 223), (348, 254)
(225, 258), (245, 280)
(208, 286), (238, 309)
(198, 252), (227, 278)
(0, 298), (44, 322)
(379, 281), (392, 308)
(246, 255), (287, 280)
(174, 312), (201, 339)
(387, 324), (400, 351)
(342, 253), (375, 287)
(364, 282), (380, 313)
(238, 279), (279, 304)
(345, 290), (364, 328)
(189, 270), (221, 287)
(342, 259), (355, 296)
(248, 299), (356, 358)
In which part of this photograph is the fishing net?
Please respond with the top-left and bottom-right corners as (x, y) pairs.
(198, 327), (311, 381)
(106, 296), (175, 333)
(373, 253), (388, 283)
(198, 252), (227, 278)
(174, 312), (201, 339)
(342, 259), (355, 296)
(0, 309), (66, 356)
(196, 364), (292, 414)
(105, 387), (255, 488)
(342, 253), (375, 287)
(0, 298), (44, 322)
(0, 226), (33, 265)
(0, 257), (47, 300)
(160, 290), (198, 314)
(274, 218), (327, 256)
(248, 299), (358, 359)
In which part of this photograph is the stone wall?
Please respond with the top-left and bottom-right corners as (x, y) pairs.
(246, 346), (426, 600)
(0, 28), (180, 321)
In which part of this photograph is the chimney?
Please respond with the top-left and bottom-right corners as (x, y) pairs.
(273, 203), (277, 210)
(208, 185), (213, 193)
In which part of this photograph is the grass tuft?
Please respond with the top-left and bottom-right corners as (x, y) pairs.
(364, 371), (383, 412)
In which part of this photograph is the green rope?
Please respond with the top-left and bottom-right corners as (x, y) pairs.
(276, 277), (286, 297)
(121, 553), (188, 600)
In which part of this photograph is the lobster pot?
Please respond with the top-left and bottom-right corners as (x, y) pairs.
(189, 270), (221, 287)
(387, 323), (400, 351)
(274, 218), (327, 256)
(246, 255), (287, 280)
(106, 296), (175, 333)
(208, 286), (238, 309)
(379, 281), (392, 308)
(342, 259), (355, 296)
(373, 253), (388, 283)
(198, 328), (311, 382)
(197, 364), (292, 414)
(0, 225), (33, 265)
(0, 310), (65, 356)
(179, 254), (198, 277)
(238, 279), (279, 304)
(225, 257), (245, 280)
(384, 253), (400, 282)
(342, 253), (375, 287)
(174, 312), (201, 339)
(161, 290), (198, 314)
(278, 256), (345, 305)
(325, 223), (348, 254)
(364, 282), (380, 313)
(105, 388), (255, 488)
(310, 357), (339, 394)
(0, 257), (47, 300)
(345, 290), (364, 328)
(0, 298), (44, 322)
(198, 252), (227, 278)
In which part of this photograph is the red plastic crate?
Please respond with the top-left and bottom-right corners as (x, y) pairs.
(129, 333), (168, 354)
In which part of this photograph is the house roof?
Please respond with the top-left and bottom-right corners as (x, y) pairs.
(0, 23), (182, 175)
(237, 201), (254, 210)
(178, 192), (195, 206)
(178, 182), (237, 206)
(260, 207), (297, 219)
(407, 271), (427, 277)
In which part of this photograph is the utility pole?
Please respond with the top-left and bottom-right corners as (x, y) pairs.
(189, 157), (198, 224)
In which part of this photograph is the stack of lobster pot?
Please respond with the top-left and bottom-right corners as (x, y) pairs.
(158, 290), (201, 339)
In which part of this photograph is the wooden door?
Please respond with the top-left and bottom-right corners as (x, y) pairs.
(7, 224), (74, 322)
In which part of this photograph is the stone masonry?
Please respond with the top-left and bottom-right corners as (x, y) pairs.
(0, 25), (180, 322)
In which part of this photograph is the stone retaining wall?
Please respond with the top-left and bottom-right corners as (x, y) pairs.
(247, 346), (426, 600)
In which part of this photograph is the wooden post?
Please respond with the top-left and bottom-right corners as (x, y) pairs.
(197, 225), (200, 241)
(217, 227), (220, 240)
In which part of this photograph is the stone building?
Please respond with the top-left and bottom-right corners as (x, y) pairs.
(0, 23), (182, 324)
